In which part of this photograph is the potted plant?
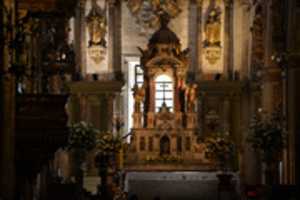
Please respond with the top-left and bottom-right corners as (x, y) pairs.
(67, 121), (98, 184)
(204, 132), (236, 186)
(204, 132), (236, 172)
(248, 108), (286, 184)
(95, 132), (123, 199)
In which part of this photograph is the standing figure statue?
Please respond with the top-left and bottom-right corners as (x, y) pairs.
(132, 84), (145, 113)
(204, 8), (221, 47)
(86, 0), (107, 47)
(185, 83), (197, 112)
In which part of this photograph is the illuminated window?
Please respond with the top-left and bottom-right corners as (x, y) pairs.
(155, 74), (173, 112)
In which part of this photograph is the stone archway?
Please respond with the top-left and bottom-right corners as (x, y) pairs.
(160, 135), (170, 156)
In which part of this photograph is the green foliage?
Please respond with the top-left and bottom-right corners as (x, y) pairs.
(96, 132), (123, 154)
(204, 133), (236, 171)
(248, 109), (286, 163)
(67, 121), (98, 151)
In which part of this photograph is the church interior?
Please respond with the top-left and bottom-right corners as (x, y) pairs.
(0, 0), (299, 199)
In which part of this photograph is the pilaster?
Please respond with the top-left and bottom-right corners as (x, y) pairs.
(0, 0), (16, 199)
(223, 0), (234, 79)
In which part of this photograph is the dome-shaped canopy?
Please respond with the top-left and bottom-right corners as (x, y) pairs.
(149, 14), (180, 45)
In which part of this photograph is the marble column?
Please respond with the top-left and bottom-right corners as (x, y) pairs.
(222, 96), (230, 133)
(75, 0), (87, 75)
(196, 0), (203, 80)
(107, 0), (122, 76)
(0, 0), (16, 199)
(147, 76), (155, 128)
(113, 0), (122, 77)
(285, 63), (299, 184)
(188, 0), (199, 77)
(224, 0), (234, 79)
(240, 89), (261, 185)
(107, 94), (115, 132)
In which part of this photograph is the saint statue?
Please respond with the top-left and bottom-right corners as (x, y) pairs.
(86, 0), (107, 47)
(205, 8), (221, 47)
(132, 84), (145, 112)
(185, 83), (197, 112)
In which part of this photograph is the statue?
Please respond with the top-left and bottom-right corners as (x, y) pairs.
(204, 8), (221, 47)
(86, 0), (107, 47)
(132, 84), (145, 112)
(177, 78), (186, 112)
(185, 83), (197, 112)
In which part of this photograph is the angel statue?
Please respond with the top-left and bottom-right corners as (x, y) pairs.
(132, 84), (145, 112)
(185, 83), (198, 112)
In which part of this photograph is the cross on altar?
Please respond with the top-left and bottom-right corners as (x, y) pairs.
(159, 82), (169, 106)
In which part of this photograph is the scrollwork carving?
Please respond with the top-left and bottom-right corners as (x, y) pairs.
(126, 0), (181, 33)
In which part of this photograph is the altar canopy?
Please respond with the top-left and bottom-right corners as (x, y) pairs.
(126, 15), (210, 171)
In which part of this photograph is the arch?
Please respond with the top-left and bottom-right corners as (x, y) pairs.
(160, 135), (170, 156)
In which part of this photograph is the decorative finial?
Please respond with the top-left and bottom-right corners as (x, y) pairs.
(159, 13), (171, 28)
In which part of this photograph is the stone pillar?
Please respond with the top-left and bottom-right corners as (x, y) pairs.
(0, 0), (16, 199)
(224, 0), (234, 79)
(174, 77), (180, 112)
(107, 0), (122, 75)
(188, 0), (199, 76)
(113, 0), (122, 76)
(241, 90), (261, 185)
(223, 96), (230, 133)
(107, 94), (115, 132)
(196, 0), (203, 80)
(67, 94), (81, 124)
(147, 76), (155, 128)
(75, 0), (87, 75)
(284, 63), (300, 184)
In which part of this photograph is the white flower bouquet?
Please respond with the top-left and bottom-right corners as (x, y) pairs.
(67, 121), (98, 151)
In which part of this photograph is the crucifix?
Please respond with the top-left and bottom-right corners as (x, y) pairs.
(159, 82), (169, 107)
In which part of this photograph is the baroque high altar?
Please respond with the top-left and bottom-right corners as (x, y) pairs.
(126, 16), (210, 171)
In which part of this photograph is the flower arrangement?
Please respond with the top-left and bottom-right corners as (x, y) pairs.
(96, 132), (123, 154)
(67, 121), (98, 151)
(248, 108), (286, 163)
(204, 133), (235, 171)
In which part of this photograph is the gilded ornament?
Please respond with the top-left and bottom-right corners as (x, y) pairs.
(204, 8), (221, 47)
(203, 7), (222, 65)
(86, 0), (107, 47)
(86, 0), (107, 64)
(126, 0), (181, 32)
